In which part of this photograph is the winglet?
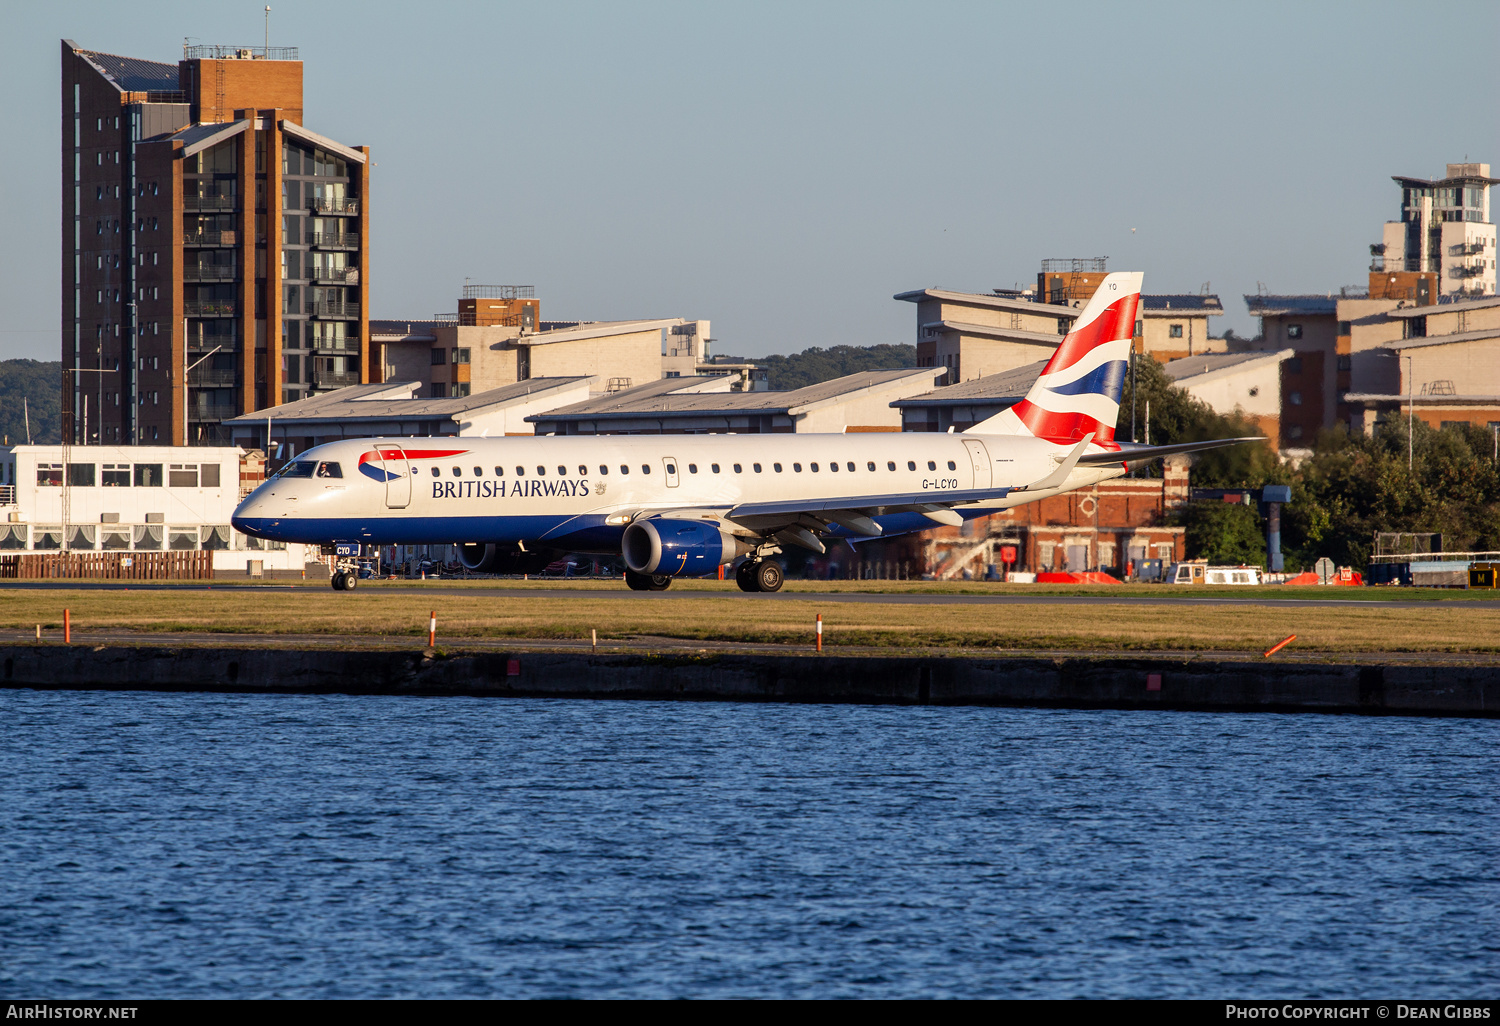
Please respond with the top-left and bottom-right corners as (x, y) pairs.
(1020, 438), (1091, 491)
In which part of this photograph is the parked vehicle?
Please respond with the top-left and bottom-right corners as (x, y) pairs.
(1166, 561), (1262, 585)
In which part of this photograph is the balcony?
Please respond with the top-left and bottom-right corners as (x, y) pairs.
(307, 232), (359, 249)
(309, 266), (360, 285)
(309, 197), (359, 215)
(188, 368), (239, 388)
(311, 336), (360, 353)
(188, 334), (240, 351)
(184, 195), (237, 212)
(309, 301), (359, 319)
(312, 368), (361, 387)
(188, 398), (239, 422)
(184, 263), (238, 282)
(184, 300), (237, 317)
(184, 230), (237, 247)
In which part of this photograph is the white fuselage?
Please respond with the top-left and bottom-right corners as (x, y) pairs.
(231, 431), (1125, 550)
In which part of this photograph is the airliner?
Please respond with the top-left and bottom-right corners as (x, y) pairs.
(231, 272), (1256, 592)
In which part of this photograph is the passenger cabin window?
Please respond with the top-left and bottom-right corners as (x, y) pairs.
(688, 464), (697, 474)
(869, 462), (877, 472)
(733, 464), (742, 473)
(598, 465), (608, 475)
(579, 465), (587, 476)
(847, 462), (855, 472)
(666, 463), (676, 475)
(495, 466), (505, 476)
(474, 466), (483, 476)
(829, 461), (839, 472)
(317, 462), (342, 479)
(753, 463), (762, 473)
(619, 465), (628, 475)
(641, 465), (650, 474)
(793, 463), (802, 472)
(811, 463), (820, 472)
(453, 467), (463, 477)
(927, 461), (936, 471)
(516, 467), (525, 476)
(947, 461), (956, 471)
(887, 462), (896, 471)
(908, 461), (916, 470)
(431, 467), (440, 477)
(536, 466), (546, 476)
(773, 463), (782, 472)
(558, 466), (567, 476)
(711, 464), (720, 473)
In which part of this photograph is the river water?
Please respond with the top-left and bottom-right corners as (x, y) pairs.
(0, 690), (1495, 999)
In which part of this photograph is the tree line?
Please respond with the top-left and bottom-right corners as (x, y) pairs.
(1120, 355), (1500, 571)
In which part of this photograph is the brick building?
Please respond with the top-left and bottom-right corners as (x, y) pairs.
(61, 39), (370, 447)
(833, 458), (1189, 579)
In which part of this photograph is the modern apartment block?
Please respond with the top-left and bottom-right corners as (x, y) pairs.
(1375, 163), (1496, 299)
(61, 40), (370, 447)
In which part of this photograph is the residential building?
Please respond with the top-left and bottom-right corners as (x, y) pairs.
(221, 378), (594, 455)
(61, 39), (370, 448)
(1137, 294), (1226, 360)
(894, 287), (1077, 385)
(1163, 351), (1295, 442)
(529, 369), (944, 436)
(661, 320), (767, 391)
(1375, 163), (1497, 299)
(373, 285), (707, 398)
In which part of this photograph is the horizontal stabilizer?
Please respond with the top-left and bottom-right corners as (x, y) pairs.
(1075, 437), (1264, 466)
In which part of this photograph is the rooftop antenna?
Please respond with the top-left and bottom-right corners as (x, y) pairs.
(264, 7), (271, 54)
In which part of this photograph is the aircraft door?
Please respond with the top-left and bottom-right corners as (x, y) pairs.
(962, 438), (991, 490)
(663, 456), (680, 488)
(382, 448), (412, 509)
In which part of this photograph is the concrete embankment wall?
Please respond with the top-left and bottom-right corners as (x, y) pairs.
(0, 644), (1494, 716)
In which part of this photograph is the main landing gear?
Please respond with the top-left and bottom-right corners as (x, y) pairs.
(735, 559), (784, 593)
(625, 569), (672, 591)
(331, 568), (359, 591)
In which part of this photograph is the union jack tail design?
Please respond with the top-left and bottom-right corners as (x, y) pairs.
(969, 271), (1143, 444)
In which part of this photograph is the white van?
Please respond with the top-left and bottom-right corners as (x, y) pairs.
(1167, 561), (1262, 585)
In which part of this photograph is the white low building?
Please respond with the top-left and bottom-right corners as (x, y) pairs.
(0, 444), (320, 577)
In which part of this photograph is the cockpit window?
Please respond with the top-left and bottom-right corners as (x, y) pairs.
(277, 461), (317, 479)
(316, 462), (343, 479)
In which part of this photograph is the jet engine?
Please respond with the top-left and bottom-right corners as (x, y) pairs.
(622, 519), (750, 577)
(458, 543), (558, 576)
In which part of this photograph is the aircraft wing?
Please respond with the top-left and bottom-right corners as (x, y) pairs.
(1075, 437), (1264, 466)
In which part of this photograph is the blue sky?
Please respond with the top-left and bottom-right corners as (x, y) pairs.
(2, 0), (1497, 361)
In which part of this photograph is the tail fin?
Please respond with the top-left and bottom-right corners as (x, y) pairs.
(970, 270), (1142, 443)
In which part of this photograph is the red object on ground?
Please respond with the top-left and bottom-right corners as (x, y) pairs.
(1035, 571), (1122, 585)
(1282, 571), (1364, 586)
(1264, 634), (1298, 657)
(1282, 572), (1320, 586)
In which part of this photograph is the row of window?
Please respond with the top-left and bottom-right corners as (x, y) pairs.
(96, 217), (160, 235)
(426, 459), (959, 478)
(33, 463), (222, 488)
(279, 457), (963, 483)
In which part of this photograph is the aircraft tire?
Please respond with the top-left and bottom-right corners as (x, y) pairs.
(624, 570), (653, 591)
(331, 571), (346, 591)
(754, 560), (784, 593)
(343, 571), (358, 591)
(735, 560), (761, 592)
(647, 574), (672, 591)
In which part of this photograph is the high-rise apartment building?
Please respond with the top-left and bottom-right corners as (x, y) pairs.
(1376, 163), (1496, 300)
(61, 40), (371, 446)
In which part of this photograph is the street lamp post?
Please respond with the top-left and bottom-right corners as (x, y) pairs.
(1406, 353), (1414, 474)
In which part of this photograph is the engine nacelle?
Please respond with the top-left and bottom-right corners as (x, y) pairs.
(622, 519), (749, 577)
